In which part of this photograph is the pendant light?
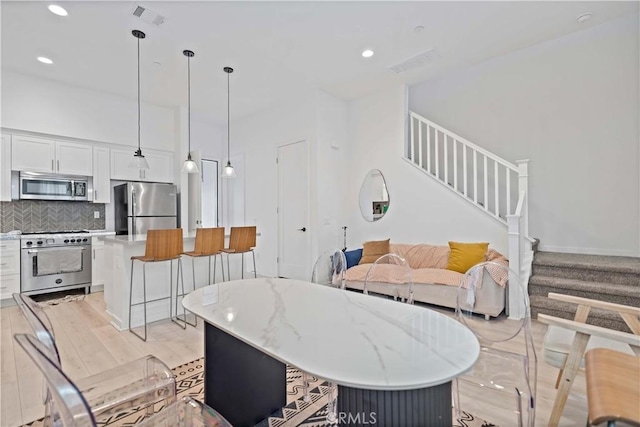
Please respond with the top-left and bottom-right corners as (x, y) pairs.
(181, 50), (199, 174)
(129, 29), (150, 170)
(221, 66), (236, 178)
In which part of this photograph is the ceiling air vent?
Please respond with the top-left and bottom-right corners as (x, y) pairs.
(132, 5), (165, 26)
(389, 48), (439, 74)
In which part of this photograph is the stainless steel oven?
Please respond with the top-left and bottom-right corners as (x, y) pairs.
(16, 172), (89, 201)
(20, 232), (92, 295)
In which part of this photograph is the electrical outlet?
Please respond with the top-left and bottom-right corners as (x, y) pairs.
(94, 211), (100, 219)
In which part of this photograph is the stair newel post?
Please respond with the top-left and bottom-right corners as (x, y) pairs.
(506, 212), (524, 319)
(516, 159), (530, 239)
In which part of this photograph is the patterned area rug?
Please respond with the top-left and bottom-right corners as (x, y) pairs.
(23, 357), (495, 426)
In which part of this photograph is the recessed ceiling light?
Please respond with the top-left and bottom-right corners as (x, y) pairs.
(414, 25), (425, 33)
(362, 49), (374, 58)
(37, 56), (54, 64)
(577, 13), (592, 24)
(48, 4), (68, 16)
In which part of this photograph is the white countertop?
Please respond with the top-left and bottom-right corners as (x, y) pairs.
(1, 230), (115, 240)
(103, 233), (197, 245)
(182, 278), (479, 391)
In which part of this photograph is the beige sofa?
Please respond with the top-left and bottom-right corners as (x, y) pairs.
(344, 243), (508, 318)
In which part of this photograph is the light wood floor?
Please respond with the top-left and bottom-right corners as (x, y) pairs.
(0, 292), (589, 426)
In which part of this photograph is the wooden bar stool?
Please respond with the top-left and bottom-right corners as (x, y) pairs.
(223, 226), (257, 280)
(183, 227), (226, 287)
(129, 228), (193, 342)
(585, 348), (640, 427)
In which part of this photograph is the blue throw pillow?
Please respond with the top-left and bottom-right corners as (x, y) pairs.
(344, 248), (363, 269)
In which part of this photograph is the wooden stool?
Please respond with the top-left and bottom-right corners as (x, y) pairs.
(223, 226), (257, 280)
(129, 228), (193, 341)
(585, 348), (640, 427)
(183, 227), (226, 287)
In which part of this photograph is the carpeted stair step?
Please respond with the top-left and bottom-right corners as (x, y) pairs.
(530, 295), (630, 333)
(532, 251), (640, 286)
(529, 276), (640, 306)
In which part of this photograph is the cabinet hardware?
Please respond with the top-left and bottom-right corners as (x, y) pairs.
(52, 160), (55, 171)
(57, 160), (60, 171)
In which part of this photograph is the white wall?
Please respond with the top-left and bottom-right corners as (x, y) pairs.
(316, 91), (349, 252)
(1, 71), (176, 151)
(409, 15), (640, 256)
(229, 90), (348, 278)
(347, 85), (509, 254)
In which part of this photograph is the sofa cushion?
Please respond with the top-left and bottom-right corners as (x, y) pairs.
(446, 242), (489, 273)
(344, 264), (463, 287)
(344, 248), (363, 269)
(359, 239), (390, 264)
(390, 244), (450, 269)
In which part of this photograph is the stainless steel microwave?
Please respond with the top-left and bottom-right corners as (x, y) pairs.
(14, 172), (90, 201)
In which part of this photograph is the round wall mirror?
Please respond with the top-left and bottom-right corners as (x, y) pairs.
(359, 169), (390, 222)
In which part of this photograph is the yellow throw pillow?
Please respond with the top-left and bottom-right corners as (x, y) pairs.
(446, 242), (489, 273)
(359, 239), (390, 264)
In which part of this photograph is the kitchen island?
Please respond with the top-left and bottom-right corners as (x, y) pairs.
(101, 231), (259, 331)
(101, 233), (199, 330)
(182, 278), (480, 427)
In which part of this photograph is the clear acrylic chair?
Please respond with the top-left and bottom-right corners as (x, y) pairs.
(453, 261), (537, 427)
(310, 248), (347, 289)
(15, 333), (96, 427)
(12, 293), (176, 425)
(137, 396), (232, 427)
(302, 249), (348, 423)
(363, 253), (414, 304)
(15, 334), (228, 427)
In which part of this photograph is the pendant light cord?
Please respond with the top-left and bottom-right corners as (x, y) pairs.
(137, 35), (141, 152)
(188, 55), (191, 156)
(227, 70), (230, 162)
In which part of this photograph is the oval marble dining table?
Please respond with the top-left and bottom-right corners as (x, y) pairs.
(182, 278), (479, 427)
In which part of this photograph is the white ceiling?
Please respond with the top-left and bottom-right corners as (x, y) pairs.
(2, 1), (638, 124)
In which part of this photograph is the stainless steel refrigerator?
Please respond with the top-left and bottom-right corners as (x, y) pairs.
(114, 182), (177, 235)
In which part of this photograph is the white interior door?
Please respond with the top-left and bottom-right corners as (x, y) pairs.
(278, 141), (310, 279)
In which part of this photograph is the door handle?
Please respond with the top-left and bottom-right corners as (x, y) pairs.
(52, 160), (55, 172)
(297, 227), (306, 232)
(57, 160), (60, 172)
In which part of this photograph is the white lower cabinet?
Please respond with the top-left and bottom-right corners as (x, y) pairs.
(0, 240), (21, 302)
(92, 237), (106, 288)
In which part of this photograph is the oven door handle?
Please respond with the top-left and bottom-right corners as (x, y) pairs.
(27, 247), (87, 254)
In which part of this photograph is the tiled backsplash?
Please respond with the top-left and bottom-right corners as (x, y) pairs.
(0, 201), (106, 233)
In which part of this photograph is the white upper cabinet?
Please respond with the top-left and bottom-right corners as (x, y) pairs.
(110, 148), (143, 181)
(12, 135), (93, 175)
(11, 135), (56, 173)
(111, 148), (173, 183)
(93, 146), (111, 203)
(0, 134), (12, 201)
(56, 141), (93, 176)
(144, 151), (174, 183)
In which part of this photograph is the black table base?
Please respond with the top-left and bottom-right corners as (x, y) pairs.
(204, 322), (452, 427)
(337, 382), (452, 427)
(204, 322), (287, 427)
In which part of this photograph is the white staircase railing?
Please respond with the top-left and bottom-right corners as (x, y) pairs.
(407, 111), (532, 318)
